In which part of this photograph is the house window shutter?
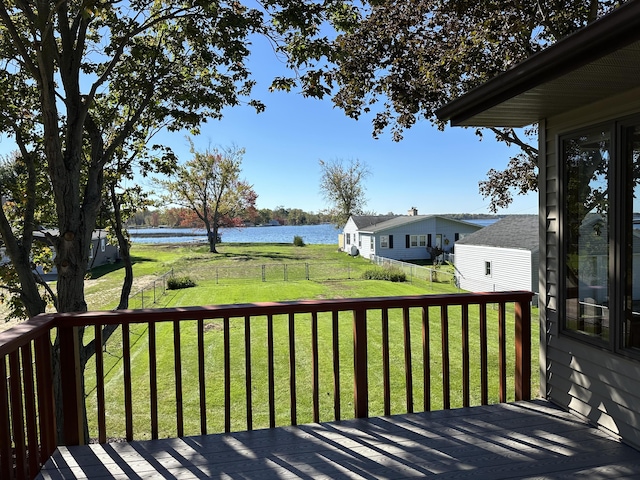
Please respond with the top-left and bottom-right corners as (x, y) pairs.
(427, 234), (432, 247)
(405, 235), (410, 248)
(455, 233), (460, 241)
(389, 235), (394, 249)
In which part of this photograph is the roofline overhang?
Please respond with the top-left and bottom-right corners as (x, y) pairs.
(435, 0), (640, 126)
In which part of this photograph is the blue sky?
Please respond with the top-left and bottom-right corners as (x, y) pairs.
(0, 35), (539, 217)
(145, 34), (538, 217)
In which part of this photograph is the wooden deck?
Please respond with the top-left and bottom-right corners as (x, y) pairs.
(37, 400), (640, 479)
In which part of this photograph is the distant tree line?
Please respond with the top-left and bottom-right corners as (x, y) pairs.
(127, 206), (334, 228)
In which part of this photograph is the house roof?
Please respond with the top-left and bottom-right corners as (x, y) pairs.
(356, 215), (481, 234)
(350, 215), (398, 229)
(436, 1), (640, 127)
(456, 215), (538, 251)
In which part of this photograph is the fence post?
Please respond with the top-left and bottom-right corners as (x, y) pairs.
(353, 307), (368, 418)
(306, 263), (309, 280)
(58, 326), (85, 445)
(515, 294), (532, 401)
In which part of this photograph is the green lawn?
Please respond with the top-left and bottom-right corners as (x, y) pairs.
(81, 242), (539, 440)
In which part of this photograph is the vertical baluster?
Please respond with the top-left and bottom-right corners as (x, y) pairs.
(148, 323), (158, 439)
(122, 324), (133, 441)
(499, 302), (507, 403)
(403, 307), (413, 413)
(353, 307), (368, 418)
(9, 351), (26, 478)
(267, 314), (276, 428)
(245, 316), (253, 431)
(332, 310), (341, 421)
(198, 319), (207, 435)
(224, 317), (231, 433)
(381, 308), (390, 416)
(422, 306), (431, 412)
(288, 313), (297, 425)
(441, 305), (450, 409)
(0, 356), (11, 480)
(480, 303), (488, 405)
(173, 320), (183, 437)
(461, 304), (470, 407)
(311, 312), (320, 423)
(20, 345), (39, 476)
(515, 296), (532, 401)
(94, 325), (106, 443)
(34, 335), (56, 462)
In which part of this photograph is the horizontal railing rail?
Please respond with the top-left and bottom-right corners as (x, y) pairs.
(1, 291), (533, 479)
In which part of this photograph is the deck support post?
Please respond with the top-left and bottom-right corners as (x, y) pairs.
(353, 307), (368, 418)
(515, 296), (532, 401)
(59, 325), (86, 445)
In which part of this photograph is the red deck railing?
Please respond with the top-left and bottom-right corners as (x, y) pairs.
(0, 291), (533, 479)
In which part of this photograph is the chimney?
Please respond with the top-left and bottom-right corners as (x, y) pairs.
(408, 207), (418, 216)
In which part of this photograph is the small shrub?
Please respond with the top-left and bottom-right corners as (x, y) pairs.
(293, 235), (305, 247)
(361, 266), (406, 282)
(167, 276), (196, 290)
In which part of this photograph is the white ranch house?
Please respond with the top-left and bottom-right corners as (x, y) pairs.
(454, 215), (539, 305)
(438, 0), (640, 451)
(342, 210), (482, 261)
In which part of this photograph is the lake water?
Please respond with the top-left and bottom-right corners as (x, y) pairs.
(130, 224), (340, 245)
(129, 218), (496, 245)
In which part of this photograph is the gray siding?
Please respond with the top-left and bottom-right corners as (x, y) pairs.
(543, 85), (640, 448)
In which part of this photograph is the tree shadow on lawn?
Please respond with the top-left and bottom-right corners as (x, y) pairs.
(86, 256), (153, 279)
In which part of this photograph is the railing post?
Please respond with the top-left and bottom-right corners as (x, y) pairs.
(58, 325), (85, 445)
(353, 307), (368, 418)
(515, 295), (532, 401)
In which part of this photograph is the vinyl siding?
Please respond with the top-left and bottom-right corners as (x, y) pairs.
(455, 245), (534, 293)
(543, 85), (640, 449)
(373, 217), (481, 261)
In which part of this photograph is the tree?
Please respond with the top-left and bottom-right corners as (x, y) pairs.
(157, 145), (257, 253)
(319, 158), (370, 227)
(323, 0), (623, 211)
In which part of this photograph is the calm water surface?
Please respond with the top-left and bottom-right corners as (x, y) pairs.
(130, 224), (340, 244)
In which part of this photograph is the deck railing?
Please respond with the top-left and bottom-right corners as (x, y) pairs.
(1, 291), (533, 479)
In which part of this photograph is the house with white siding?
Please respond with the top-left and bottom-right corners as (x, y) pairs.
(454, 215), (539, 305)
(342, 209), (482, 261)
(437, 1), (640, 451)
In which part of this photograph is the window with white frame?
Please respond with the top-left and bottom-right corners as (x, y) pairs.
(370, 236), (374, 250)
(380, 235), (388, 248)
(410, 235), (418, 247)
(346, 233), (351, 244)
(419, 235), (426, 247)
(100, 238), (106, 252)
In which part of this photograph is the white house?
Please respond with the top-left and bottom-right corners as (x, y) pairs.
(343, 209), (482, 261)
(454, 215), (539, 304)
(437, 1), (640, 449)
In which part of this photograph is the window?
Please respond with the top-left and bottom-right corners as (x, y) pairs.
(419, 235), (426, 247)
(100, 238), (106, 252)
(88, 246), (93, 259)
(358, 234), (362, 247)
(410, 235), (418, 247)
(561, 119), (640, 352)
(485, 261), (492, 276)
(370, 236), (374, 251)
(346, 233), (351, 245)
(380, 235), (388, 248)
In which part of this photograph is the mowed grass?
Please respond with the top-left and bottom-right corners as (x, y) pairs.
(81, 242), (539, 440)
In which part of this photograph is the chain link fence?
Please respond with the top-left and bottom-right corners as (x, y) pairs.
(185, 263), (364, 284)
(370, 255), (457, 287)
(128, 268), (174, 309)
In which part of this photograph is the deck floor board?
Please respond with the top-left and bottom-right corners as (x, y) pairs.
(38, 400), (640, 479)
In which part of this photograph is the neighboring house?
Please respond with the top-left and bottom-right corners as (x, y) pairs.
(454, 215), (539, 305)
(437, 1), (640, 449)
(343, 208), (482, 260)
(31, 229), (120, 274)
